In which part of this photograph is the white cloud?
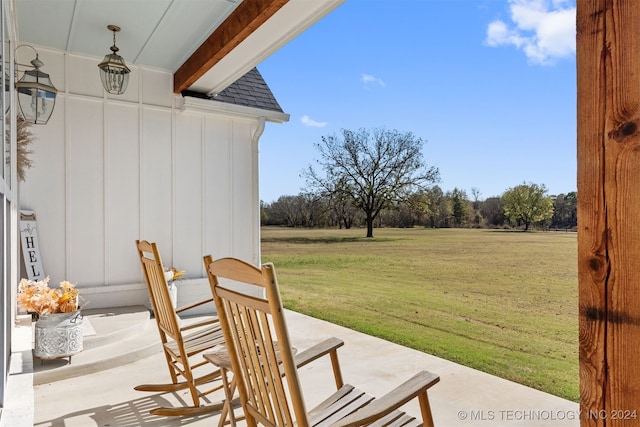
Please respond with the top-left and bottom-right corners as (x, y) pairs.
(301, 115), (327, 128)
(361, 73), (386, 87)
(485, 0), (575, 65)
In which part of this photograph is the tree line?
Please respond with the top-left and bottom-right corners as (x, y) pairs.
(261, 127), (577, 236)
(261, 185), (577, 232)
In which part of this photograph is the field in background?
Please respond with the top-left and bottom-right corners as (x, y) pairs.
(261, 227), (578, 401)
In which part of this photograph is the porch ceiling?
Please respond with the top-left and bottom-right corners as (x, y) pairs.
(14, 0), (344, 95)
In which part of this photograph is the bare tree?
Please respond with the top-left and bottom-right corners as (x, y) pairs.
(262, 195), (304, 227)
(471, 187), (482, 210)
(305, 128), (439, 237)
(479, 197), (505, 227)
(327, 178), (359, 229)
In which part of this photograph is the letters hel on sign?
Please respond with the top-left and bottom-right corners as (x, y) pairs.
(20, 210), (44, 281)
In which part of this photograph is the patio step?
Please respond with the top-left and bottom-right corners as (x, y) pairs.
(32, 305), (161, 385)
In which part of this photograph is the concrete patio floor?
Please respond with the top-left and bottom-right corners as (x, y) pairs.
(26, 306), (579, 427)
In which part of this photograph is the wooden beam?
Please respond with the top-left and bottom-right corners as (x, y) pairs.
(173, 0), (289, 94)
(578, 1), (640, 425)
(577, 0), (607, 425)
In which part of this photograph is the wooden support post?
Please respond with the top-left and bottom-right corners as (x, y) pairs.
(578, 1), (640, 425)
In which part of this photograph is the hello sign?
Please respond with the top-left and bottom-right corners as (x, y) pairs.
(20, 210), (44, 281)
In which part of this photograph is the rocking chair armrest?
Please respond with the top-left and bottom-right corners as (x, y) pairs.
(294, 337), (344, 368)
(175, 297), (215, 314)
(329, 371), (440, 427)
(294, 337), (345, 389)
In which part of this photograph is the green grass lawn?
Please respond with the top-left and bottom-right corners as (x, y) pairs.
(260, 226), (578, 402)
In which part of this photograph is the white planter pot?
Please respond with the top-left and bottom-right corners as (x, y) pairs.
(168, 282), (177, 309)
(34, 310), (83, 360)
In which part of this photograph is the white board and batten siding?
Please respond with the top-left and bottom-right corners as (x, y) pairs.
(18, 47), (287, 312)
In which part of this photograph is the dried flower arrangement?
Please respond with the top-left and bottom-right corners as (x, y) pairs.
(17, 276), (80, 315)
(5, 115), (37, 182)
(165, 267), (186, 283)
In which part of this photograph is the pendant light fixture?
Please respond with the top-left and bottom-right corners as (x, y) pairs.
(98, 25), (130, 95)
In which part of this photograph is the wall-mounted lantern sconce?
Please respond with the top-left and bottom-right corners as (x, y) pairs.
(15, 44), (57, 125)
(98, 25), (130, 95)
(3, 67), (10, 116)
(1, 50), (10, 115)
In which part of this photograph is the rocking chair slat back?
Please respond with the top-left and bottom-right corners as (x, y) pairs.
(135, 240), (225, 416)
(136, 240), (180, 338)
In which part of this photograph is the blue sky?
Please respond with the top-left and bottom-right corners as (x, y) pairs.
(257, 0), (576, 203)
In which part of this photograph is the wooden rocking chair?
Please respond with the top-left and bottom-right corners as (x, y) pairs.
(205, 256), (440, 427)
(135, 239), (226, 416)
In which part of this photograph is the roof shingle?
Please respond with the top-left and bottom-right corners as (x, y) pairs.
(182, 67), (284, 113)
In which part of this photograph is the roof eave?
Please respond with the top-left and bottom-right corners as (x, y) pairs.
(179, 96), (290, 124)
(178, 0), (346, 95)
